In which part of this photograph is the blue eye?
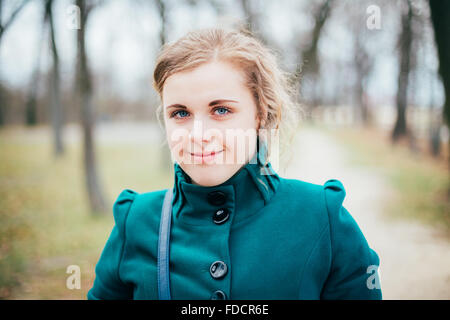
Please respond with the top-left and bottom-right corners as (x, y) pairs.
(172, 110), (190, 118)
(170, 107), (230, 119)
(214, 107), (230, 115)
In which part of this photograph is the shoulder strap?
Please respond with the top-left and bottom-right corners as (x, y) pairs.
(157, 188), (173, 300)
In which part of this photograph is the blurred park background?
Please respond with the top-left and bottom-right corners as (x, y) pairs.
(0, 0), (449, 299)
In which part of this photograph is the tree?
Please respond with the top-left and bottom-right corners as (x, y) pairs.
(155, 0), (167, 46)
(429, 0), (450, 201)
(429, 0), (450, 168)
(25, 4), (46, 127)
(353, 31), (373, 126)
(392, 0), (414, 143)
(0, 0), (30, 126)
(294, 0), (333, 116)
(45, 0), (64, 156)
(152, 0), (173, 172)
(237, 0), (279, 51)
(0, 0), (29, 39)
(75, 0), (108, 214)
(344, 0), (379, 127)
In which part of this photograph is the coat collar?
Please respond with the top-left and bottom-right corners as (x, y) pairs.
(171, 146), (280, 226)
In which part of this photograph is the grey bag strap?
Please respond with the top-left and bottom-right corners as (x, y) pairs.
(157, 188), (173, 300)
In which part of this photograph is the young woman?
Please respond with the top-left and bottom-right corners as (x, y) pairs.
(87, 28), (382, 300)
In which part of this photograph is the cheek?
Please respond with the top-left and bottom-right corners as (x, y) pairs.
(165, 124), (188, 157)
(223, 130), (258, 164)
(164, 124), (175, 148)
(232, 109), (260, 132)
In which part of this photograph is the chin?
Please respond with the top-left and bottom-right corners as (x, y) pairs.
(184, 164), (240, 187)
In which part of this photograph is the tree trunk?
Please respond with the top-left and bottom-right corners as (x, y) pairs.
(154, 0), (173, 173)
(0, 2), (3, 125)
(392, 0), (413, 143)
(0, 0), (30, 126)
(0, 38), (4, 125)
(25, 6), (47, 127)
(155, 0), (166, 46)
(429, 0), (450, 130)
(76, 0), (107, 214)
(429, 0), (450, 199)
(428, 68), (441, 157)
(25, 75), (39, 126)
(45, 0), (64, 156)
(294, 0), (332, 115)
(354, 38), (371, 126)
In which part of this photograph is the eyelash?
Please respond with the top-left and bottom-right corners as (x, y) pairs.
(169, 106), (232, 119)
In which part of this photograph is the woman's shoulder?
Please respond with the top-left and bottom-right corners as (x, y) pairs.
(113, 187), (168, 205)
(275, 176), (348, 228)
(278, 177), (375, 253)
(111, 188), (168, 223)
(277, 176), (346, 205)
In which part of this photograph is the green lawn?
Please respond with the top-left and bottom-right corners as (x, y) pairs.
(0, 125), (172, 299)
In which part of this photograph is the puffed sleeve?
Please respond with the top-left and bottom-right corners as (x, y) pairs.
(320, 179), (382, 300)
(87, 189), (138, 300)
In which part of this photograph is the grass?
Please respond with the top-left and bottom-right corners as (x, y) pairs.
(0, 124), (172, 299)
(321, 123), (450, 236)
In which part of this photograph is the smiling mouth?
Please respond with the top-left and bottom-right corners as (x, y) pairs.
(190, 150), (223, 158)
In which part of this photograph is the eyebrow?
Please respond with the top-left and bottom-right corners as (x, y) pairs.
(165, 99), (238, 110)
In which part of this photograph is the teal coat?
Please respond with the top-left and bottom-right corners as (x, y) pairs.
(87, 155), (382, 300)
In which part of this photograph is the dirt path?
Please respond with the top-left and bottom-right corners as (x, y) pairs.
(282, 126), (450, 299)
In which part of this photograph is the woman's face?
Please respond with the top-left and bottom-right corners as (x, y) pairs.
(162, 60), (260, 186)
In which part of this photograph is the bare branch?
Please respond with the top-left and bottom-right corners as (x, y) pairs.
(0, 0), (31, 39)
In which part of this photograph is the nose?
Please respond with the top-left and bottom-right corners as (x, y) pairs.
(189, 118), (210, 144)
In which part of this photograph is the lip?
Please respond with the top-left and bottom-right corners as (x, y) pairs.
(189, 150), (223, 162)
(190, 150), (222, 157)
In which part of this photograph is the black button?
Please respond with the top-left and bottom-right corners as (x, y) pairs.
(213, 208), (230, 224)
(210, 261), (228, 279)
(207, 191), (227, 206)
(210, 290), (227, 300)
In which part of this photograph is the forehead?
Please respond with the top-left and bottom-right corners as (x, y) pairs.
(162, 60), (249, 106)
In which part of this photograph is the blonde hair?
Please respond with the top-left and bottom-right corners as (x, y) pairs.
(152, 27), (301, 169)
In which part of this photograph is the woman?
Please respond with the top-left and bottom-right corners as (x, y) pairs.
(87, 28), (382, 300)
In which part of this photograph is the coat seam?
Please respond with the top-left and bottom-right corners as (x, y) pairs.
(117, 196), (135, 287)
(323, 186), (334, 272)
(297, 223), (329, 299)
